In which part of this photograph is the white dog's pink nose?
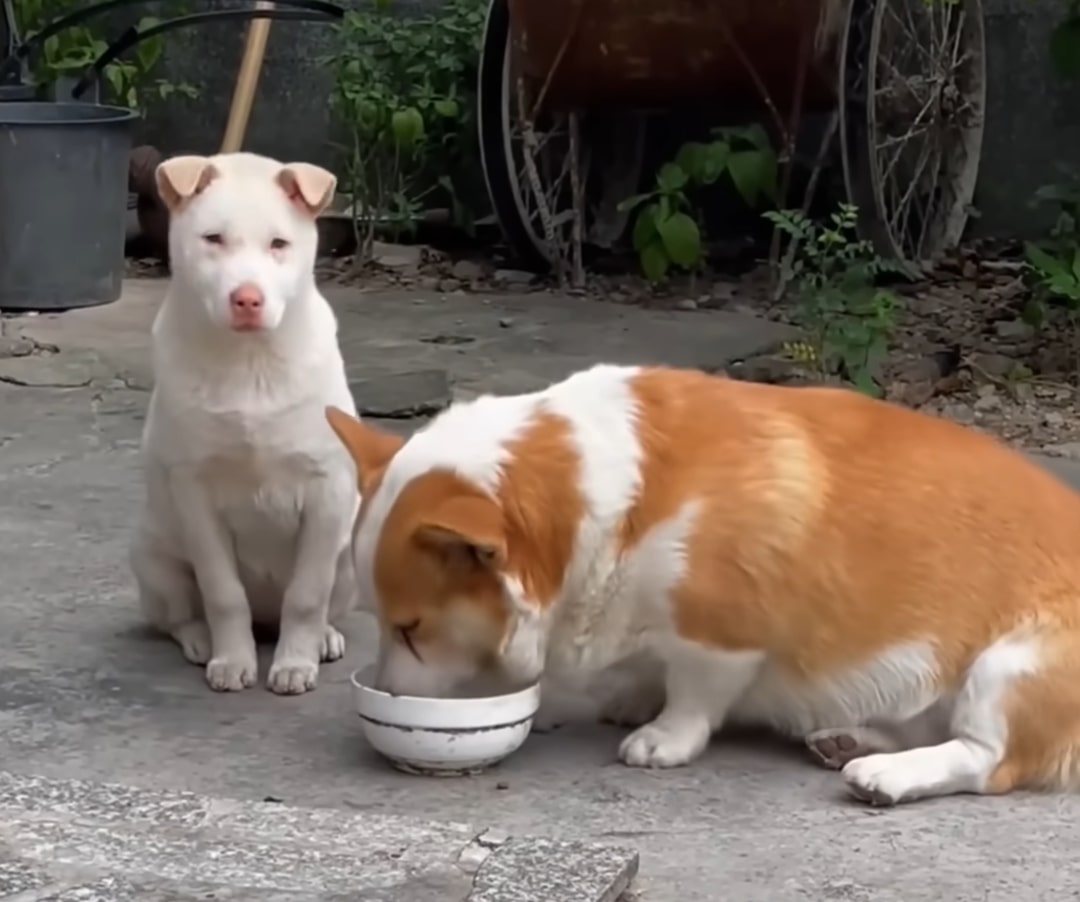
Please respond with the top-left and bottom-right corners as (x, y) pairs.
(228, 284), (265, 331)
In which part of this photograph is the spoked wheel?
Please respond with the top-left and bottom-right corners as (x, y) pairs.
(840, 0), (986, 269)
(477, 0), (646, 276)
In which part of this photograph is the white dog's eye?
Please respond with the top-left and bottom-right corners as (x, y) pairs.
(203, 233), (225, 246)
(270, 238), (290, 250)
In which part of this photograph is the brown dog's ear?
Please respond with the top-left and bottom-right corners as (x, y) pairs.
(413, 494), (506, 572)
(155, 155), (218, 212)
(325, 406), (405, 489)
(278, 163), (337, 217)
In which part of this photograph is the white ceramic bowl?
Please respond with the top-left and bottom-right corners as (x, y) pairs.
(351, 666), (541, 776)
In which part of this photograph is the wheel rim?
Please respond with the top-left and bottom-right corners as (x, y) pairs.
(864, 0), (986, 265)
(494, 28), (646, 268)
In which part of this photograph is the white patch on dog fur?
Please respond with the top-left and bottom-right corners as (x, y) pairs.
(842, 631), (1042, 804)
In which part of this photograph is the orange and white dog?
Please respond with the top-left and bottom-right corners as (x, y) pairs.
(326, 364), (1080, 805)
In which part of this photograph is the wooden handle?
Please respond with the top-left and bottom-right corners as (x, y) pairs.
(219, 1), (276, 154)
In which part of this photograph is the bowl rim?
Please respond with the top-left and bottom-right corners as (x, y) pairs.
(349, 666), (540, 706)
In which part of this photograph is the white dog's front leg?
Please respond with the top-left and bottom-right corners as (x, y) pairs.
(619, 644), (763, 769)
(268, 488), (350, 695)
(170, 474), (258, 692)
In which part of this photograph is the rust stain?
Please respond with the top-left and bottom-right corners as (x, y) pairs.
(508, 0), (839, 111)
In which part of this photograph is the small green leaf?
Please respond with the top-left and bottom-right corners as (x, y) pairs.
(1022, 298), (1047, 328)
(656, 162), (688, 194)
(632, 206), (658, 252)
(739, 122), (772, 152)
(674, 142), (708, 184)
(727, 150), (770, 207)
(640, 241), (670, 283)
(618, 192), (655, 214)
(1025, 241), (1071, 280)
(655, 211), (702, 269)
(433, 98), (459, 117)
(698, 142), (731, 185)
(853, 370), (882, 397)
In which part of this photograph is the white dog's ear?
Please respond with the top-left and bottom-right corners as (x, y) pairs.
(325, 406), (405, 490)
(278, 163), (337, 217)
(155, 155), (218, 212)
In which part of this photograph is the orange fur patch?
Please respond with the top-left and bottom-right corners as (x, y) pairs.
(624, 371), (1080, 687)
(369, 411), (585, 661)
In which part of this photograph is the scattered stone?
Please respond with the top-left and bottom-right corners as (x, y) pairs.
(0, 336), (34, 359)
(451, 259), (484, 281)
(709, 282), (738, 305)
(493, 268), (535, 286)
(370, 241), (423, 273)
(887, 379), (936, 408)
(939, 401), (975, 424)
(674, 298), (698, 311)
(349, 369), (452, 419)
(727, 354), (807, 385)
(967, 352), (1016, 378)
(891, 351), (956, 384)
(962, 260), (978, 280)
(981, 259), (1026, 274)
(438, 277), (463, 293)
(498, 317), (514, 328)
(1044, 411), (1066, 428)
(1042, 441), (1080, 459)
(993, 319), (1035, 342)
(973, 384), (1000, 412)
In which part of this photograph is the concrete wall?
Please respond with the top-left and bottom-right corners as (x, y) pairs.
(976, 0), (1080, 236)
(142, 0), (1076, 238)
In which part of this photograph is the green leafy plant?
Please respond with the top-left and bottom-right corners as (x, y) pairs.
(20, 0), (196, 114)
(766, 204), (903, 396)
(1024, 178), (1080, 321)
(1018, 0), (1080, 333)
(618, 124), (778, 283)
(328, 0), (485, 261)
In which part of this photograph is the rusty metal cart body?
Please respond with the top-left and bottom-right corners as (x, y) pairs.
(477, 0), (986, 273)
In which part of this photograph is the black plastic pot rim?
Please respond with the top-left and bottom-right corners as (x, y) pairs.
(0, 101), (139, 125)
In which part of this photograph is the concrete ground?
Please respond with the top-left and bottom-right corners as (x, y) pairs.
(3, 281), (1080, 901)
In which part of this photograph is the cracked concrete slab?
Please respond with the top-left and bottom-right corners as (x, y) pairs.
(4, 280), (1080, 901)
(0, 772), (636, 901)
(3, 279), (794, 400)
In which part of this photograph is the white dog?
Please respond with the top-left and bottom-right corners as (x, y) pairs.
(130, 151), (360, 695)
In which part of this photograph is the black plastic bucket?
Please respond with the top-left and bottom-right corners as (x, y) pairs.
(0, 102), (138, 311)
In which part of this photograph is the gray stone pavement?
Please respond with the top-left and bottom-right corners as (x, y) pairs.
(0, 772), (636, 901)
(3, 281), (1080, 901)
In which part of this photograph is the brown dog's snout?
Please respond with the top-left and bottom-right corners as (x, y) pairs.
(228, 284), (265, 331)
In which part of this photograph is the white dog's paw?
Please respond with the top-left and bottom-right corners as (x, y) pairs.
(806, 726), (897, 771)
(172, 620), (211, 665)
(267, 658), (319, 695)
(205, 652), (258, 692)
(842, 752), (921, 806)
(320, 625), (346, 663)
(618, 718), (710, 769)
